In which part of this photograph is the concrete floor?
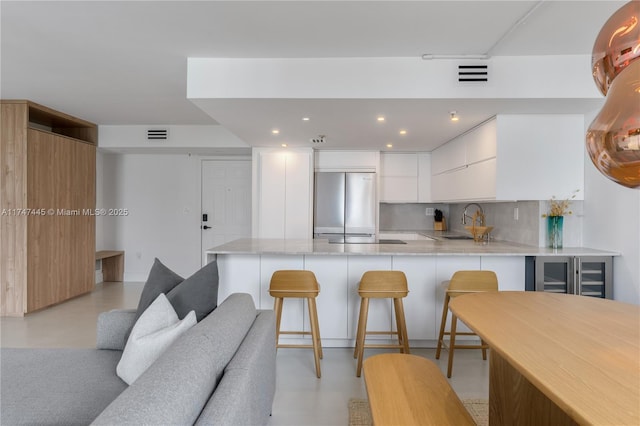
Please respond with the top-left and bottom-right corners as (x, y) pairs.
(1, 281), (489, 425)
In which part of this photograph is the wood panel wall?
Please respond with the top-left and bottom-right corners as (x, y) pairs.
(1, 101), (96, 316)
(26, 131), (96, 312)
(0, 103), (28, 316)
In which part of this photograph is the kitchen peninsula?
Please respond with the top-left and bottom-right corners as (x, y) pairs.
(205, 238), (618, 347)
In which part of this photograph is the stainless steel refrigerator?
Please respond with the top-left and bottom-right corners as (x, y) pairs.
(313, 172), (376, 240)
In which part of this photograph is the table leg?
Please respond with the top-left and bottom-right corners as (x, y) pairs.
(489, 351), (578, 426)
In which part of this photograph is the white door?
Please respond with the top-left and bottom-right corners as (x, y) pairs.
(201, 160), (252, 265)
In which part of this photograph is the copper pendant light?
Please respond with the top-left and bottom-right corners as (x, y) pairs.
(587, 1), (640, 188)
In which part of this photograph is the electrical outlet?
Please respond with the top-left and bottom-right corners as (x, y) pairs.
(513, 207), (519, 221)
(425, 208), (435, 216)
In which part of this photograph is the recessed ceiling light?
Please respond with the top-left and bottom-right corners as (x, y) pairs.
(450, 111), (459, 122)
(302, 117), (310, 121)
(281, 144), (288, 148)
(399, 130), (407, 135)
(272, 129), (280, 134)
(377, 116), (385, 122)
(386, 144), (393, 148)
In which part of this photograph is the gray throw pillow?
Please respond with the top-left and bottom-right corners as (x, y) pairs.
(133, 258), (184, 324)
(167, 260), (219, 321)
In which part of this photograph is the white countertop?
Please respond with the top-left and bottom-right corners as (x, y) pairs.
(206, 237), (619, 257)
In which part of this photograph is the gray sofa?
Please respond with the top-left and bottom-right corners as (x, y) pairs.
(1, 293), (276, 426)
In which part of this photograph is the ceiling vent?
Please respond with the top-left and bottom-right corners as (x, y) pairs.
(310, 135), (326, 144)
(147, 129), (168, 140)
(458, 64), (489, 83)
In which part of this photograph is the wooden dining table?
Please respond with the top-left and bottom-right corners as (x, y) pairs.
(449, 291), (640, 426)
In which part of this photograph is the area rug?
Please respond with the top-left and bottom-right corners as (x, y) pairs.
(348, 398), (488, 426)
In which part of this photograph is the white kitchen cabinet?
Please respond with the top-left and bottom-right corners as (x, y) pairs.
(304, 256), (349, 338)
(380, 177), (418, 202)
(480, 256), (526, 291)
(393, 256), (437, 340)
(259, 255), (305, 339)
(417, 153), (432, 202)
(347, 256), (393, 340)
(314, 150), (379, 171)
(432, 137), (467, 175)
(431, 118), (497, 202)
(254, 148), (313, 239)
(380, 153), (418, 202)
(213, 253), (529, 347)
(216, 254), (261, 305)
(434, 257), (481, 337)
(431, 115), (584, 202)
(381, 153), (418, 176)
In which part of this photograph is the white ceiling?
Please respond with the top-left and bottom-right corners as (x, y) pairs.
(0, 1), (625, 151)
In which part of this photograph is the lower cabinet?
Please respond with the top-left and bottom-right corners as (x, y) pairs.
(213, 253), (526, 346)
(525, 256), (613, 299)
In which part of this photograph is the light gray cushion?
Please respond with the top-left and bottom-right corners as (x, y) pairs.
(0, 348), (126, 426)
(167, 260), (219, 321)
(195, 310), (276, 426)
(133, 258), (183, 324)
(96, 309), (136, 350)
(92, 293), (257, 426)
(117, 294), (196, 385)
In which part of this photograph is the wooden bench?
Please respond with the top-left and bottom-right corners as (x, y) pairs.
(95, 250), (124, 282)
(363, 353), (475, 425)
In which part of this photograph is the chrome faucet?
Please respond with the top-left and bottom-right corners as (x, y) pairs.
(462, 203), (484, 225)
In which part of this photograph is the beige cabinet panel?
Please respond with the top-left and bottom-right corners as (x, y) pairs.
(1, 100), (96, 316)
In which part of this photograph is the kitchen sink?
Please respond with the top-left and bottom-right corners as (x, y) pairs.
(443, 235), (474, 240)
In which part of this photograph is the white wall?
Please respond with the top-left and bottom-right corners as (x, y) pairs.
(188, 56), (600, 100)
(97, 153), (202, 281)
(582, 110), (640, 305)
(96, 124), (251, 281)
(99, 125), (248, 150)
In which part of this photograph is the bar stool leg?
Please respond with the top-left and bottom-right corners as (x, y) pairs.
(354, 297), (367, 359)
(447, 313), (458, 378)
(435, 294), (450, 360)
(481, 338), (488, 360)
(307, 297), (322, 378)
(308, 297), (323, 358)
(356, 297), (370, 377)
(273, 297), (283, 349)
(393, 298), (410, 355)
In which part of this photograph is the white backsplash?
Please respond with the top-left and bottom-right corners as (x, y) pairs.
(381, 200), (583, 247)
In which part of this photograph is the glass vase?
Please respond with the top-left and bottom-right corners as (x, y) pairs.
(547, 216), (564, 249)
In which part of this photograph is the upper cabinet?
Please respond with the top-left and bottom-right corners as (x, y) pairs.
(380, 153), (417, 202)
(431, 115), (584, 202)
(380, 152), (432, 203)
(253, 148), (314, 239)
(314, 150), (379, 171)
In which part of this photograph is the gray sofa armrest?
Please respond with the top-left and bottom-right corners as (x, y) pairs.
(96, 309), (136, 350)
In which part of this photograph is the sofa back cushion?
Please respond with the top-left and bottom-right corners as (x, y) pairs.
(91, 293), (257, 426)
(195, 310), (276, 426)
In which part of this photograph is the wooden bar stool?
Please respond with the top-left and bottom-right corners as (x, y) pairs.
(269, 270), (323, 378)
(435, 270), (498, 378)
(353, 270), (410, 377)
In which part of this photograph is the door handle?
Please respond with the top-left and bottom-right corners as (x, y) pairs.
(202, 225), (212, 230)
